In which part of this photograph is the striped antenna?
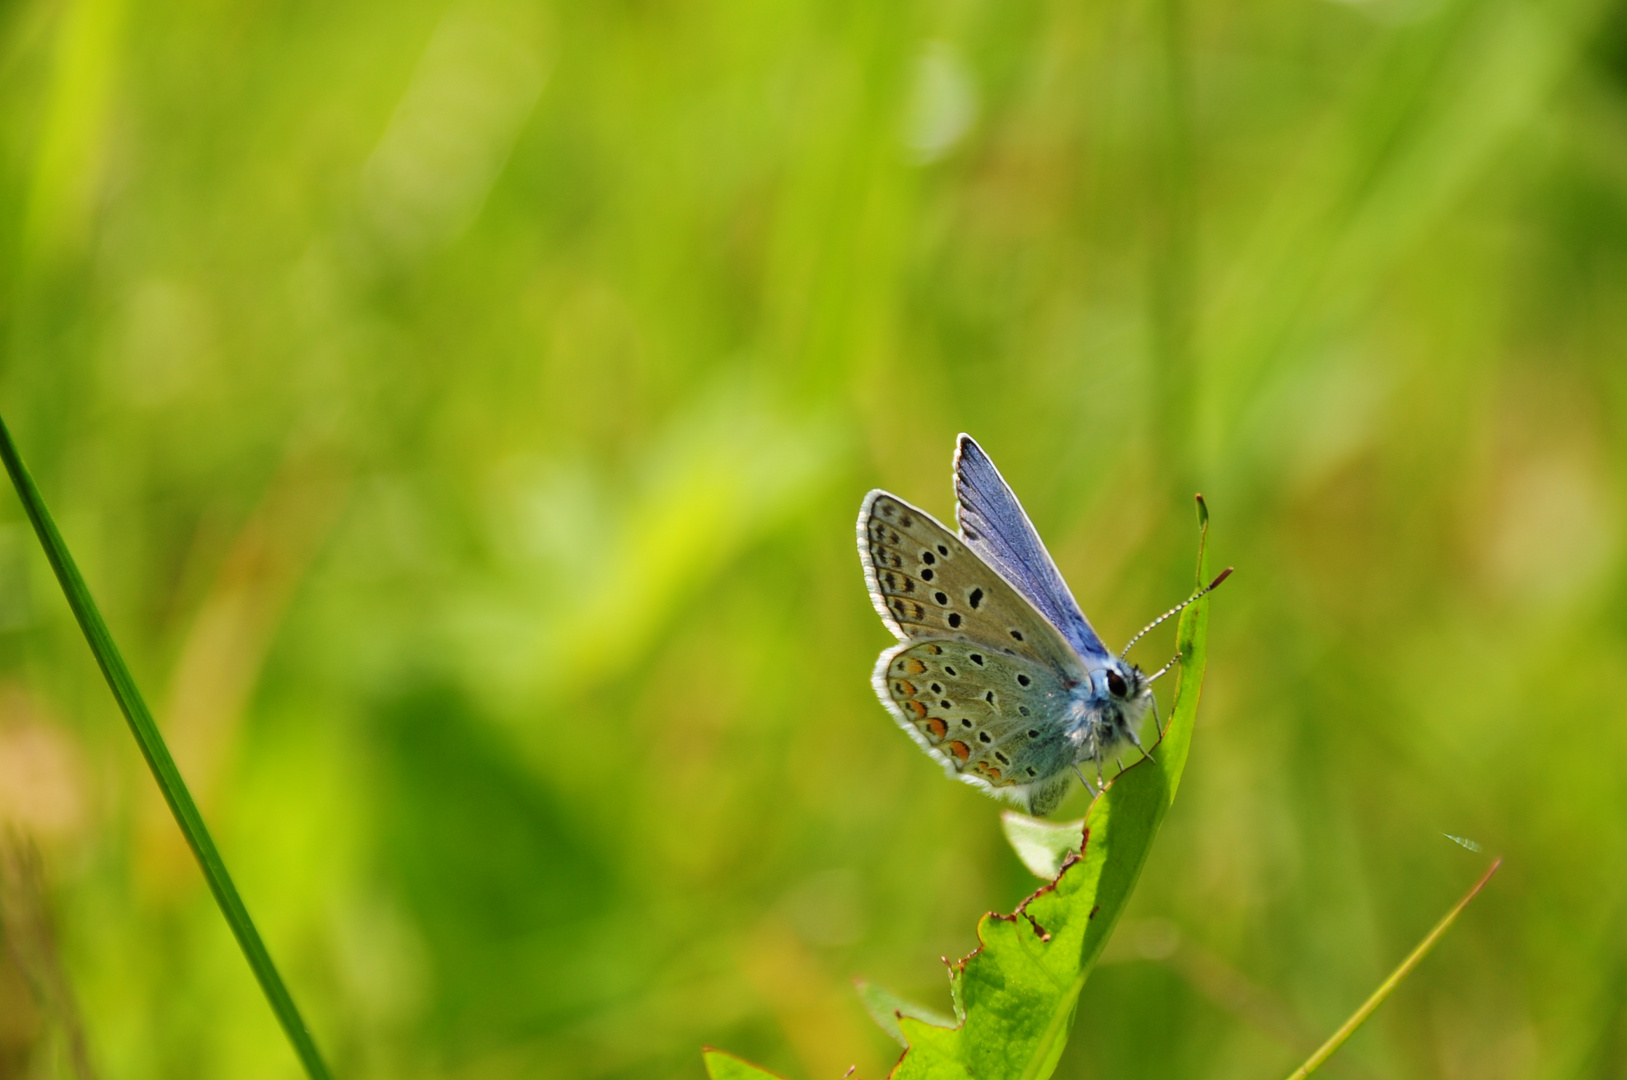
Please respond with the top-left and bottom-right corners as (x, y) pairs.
(1121, 567), (1233, 658)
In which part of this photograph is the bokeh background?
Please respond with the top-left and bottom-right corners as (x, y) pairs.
(1, 0), (1624, 1076)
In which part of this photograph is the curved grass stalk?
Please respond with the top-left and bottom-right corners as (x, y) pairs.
(0, 413), (333, 1080)
(1285, 858), (1502, 1080)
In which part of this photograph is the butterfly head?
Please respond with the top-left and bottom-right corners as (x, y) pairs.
(1099, 658), (1148, 704)
(1082, 659), (1152, 749)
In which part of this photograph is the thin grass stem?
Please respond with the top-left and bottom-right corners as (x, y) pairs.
(0, 412), (333, 1080)
(1284, 857), (1503, 1080)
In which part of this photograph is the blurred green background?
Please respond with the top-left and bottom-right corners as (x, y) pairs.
(1, 0), (1624, 1076)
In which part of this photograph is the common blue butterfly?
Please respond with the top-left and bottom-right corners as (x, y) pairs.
(858, 434), (1226, 815)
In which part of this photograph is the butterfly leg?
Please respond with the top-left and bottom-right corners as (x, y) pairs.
(1127, 725), (1156, 764)
(1149, 694), (1164, 739)
(1071, 763), (1099, 799)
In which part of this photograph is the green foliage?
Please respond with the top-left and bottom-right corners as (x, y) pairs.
(708, 501), (1215, 1080)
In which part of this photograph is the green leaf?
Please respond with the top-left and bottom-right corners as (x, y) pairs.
(703, 1048), (794, 1080)
(888, 496), (1218, 1080)
(0, 415), (334, 1080)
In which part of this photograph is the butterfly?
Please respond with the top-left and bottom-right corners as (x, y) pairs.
(857, 434), (1226, 816)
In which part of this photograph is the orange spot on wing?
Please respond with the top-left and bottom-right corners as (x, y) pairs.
(904, 700), (927, 718)
(894, 680), (916, 696)
(926, 717), (948, 738)
(903, 658), (927, 674)
(947, 741), (970, 762)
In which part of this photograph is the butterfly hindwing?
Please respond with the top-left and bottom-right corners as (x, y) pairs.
(953, 434), (1110, 662)
(874, 638), (1078, 813)
(857, 490), (1084, 676)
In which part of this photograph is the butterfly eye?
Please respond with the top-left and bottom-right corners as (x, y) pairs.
(1105, 669), (1128, 698)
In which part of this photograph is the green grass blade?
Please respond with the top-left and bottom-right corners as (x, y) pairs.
(0, 413), (334, 1080)
(1284, 857), (1503, 1080)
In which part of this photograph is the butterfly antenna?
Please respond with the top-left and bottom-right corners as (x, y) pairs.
(1121, 567), (1234, 657)
(1145, 653), (1181, 685)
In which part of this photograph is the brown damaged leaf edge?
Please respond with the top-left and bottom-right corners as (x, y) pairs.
(881, 720), (1177, 1080)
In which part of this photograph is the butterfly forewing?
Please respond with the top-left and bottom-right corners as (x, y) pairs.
(858, 492), (1084, 677)
(875, 638), (1076, 798)
(953, 435), (1110, 662)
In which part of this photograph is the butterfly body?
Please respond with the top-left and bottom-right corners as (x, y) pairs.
(857, 436), (1154, 816)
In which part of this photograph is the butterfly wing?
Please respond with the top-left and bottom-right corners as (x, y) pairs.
(874, 637), (1079, 814)
(857, 491), (1086, 675)
(952, 434), (1110, 662)
(858, 489), (1091, 813)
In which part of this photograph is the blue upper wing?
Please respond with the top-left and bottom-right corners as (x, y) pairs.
(952, 434), (1110, 662)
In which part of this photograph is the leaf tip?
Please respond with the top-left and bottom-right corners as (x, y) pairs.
(1194, 492), (1209, 526)
(702, 1048), (794, 1080)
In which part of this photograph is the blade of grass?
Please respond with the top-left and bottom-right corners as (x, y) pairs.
(0, 413), (333, 1080)
(1284, 857), (1502, 1080)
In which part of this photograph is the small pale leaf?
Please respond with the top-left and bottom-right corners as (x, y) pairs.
(1001, 812), (1087, 879)
(856, 978), (957, 1047)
